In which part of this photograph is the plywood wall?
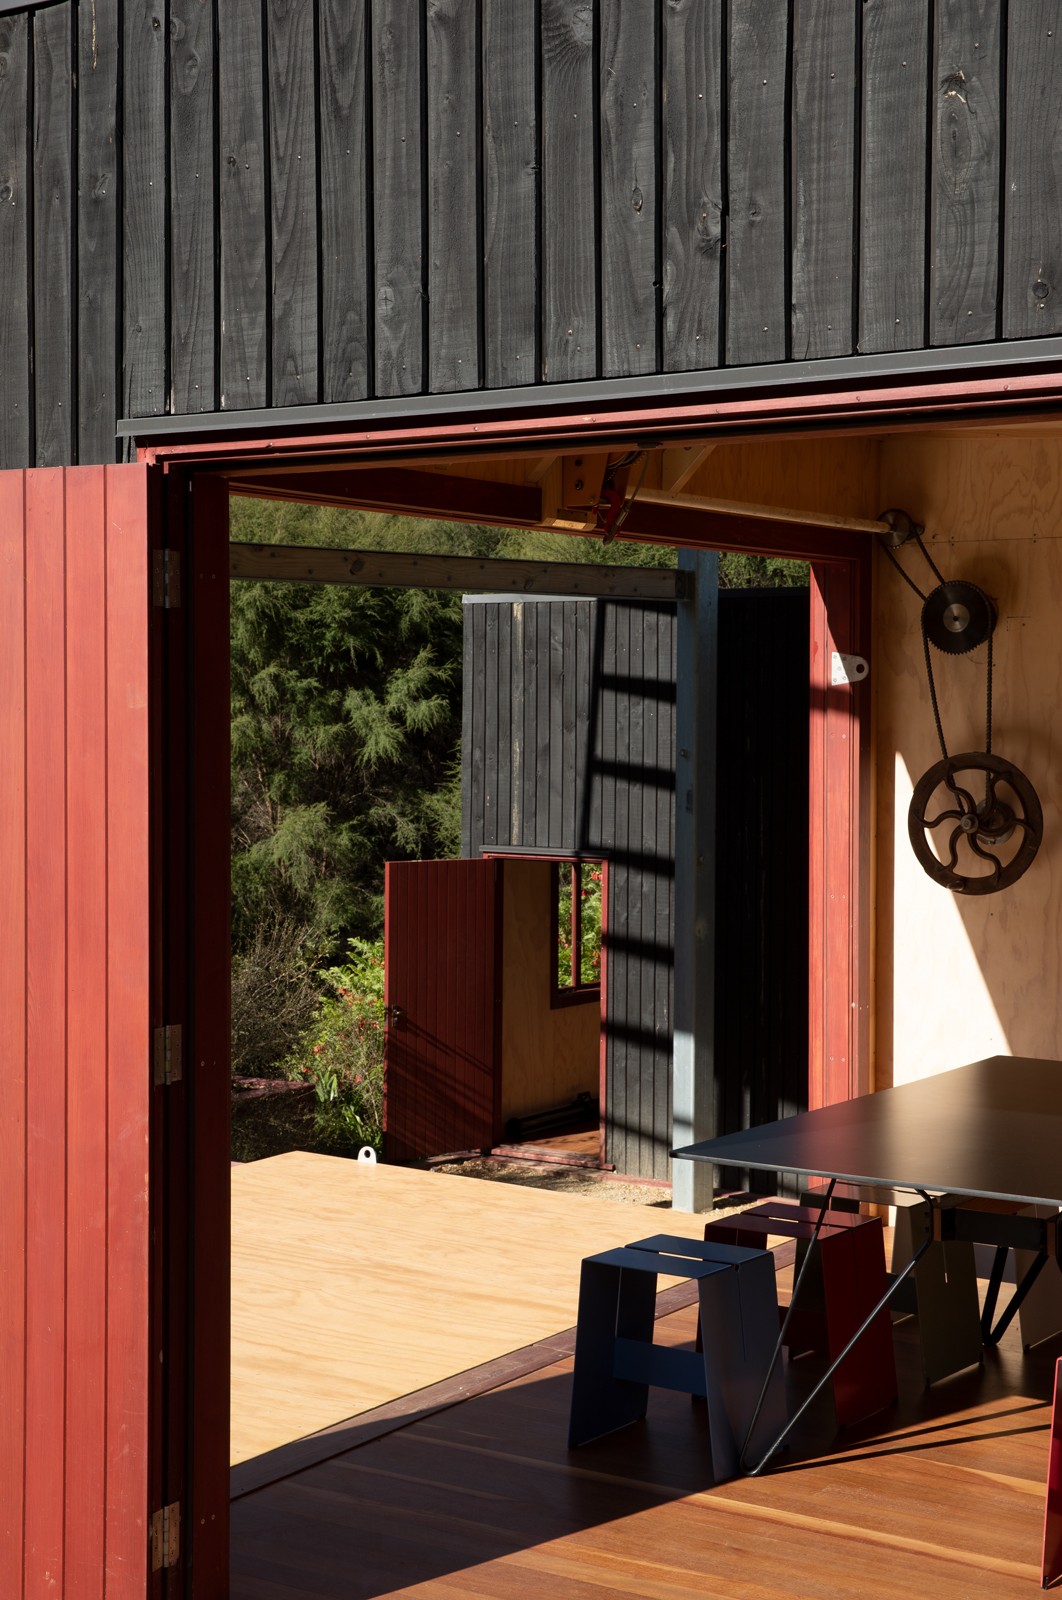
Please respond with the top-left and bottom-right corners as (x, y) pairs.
(875, 432), (1062, 1087)
(499, 860), (600, 1123)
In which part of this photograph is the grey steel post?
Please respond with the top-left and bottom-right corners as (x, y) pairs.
(672, 549), (718, 1212)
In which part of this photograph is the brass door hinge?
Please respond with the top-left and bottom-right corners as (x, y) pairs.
(153, 1024), (183, 1087)
(150, 1502), (180, 1570)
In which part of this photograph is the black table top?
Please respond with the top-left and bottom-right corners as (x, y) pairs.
(672, 1055), (1062, 1208)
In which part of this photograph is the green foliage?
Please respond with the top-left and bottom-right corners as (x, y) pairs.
(556, 863), (604, 987)
(230, 506), (467, 954)
(230, 915), (321, 1079)
(282, 938), (387, 1154)
(718, 551), (809, 588)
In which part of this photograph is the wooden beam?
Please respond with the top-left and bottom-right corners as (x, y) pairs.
(659, 444), (717, 494)
(228, 542), (687, 599)
(226, 467), (543, 528)
(634, 487), (888, 537)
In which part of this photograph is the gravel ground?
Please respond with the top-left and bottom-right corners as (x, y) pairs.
(429, 1158), (770, 1225)
(430, 1157), (674, 1206)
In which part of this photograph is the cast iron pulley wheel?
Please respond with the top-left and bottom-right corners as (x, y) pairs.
(908, 752), (1043, 895)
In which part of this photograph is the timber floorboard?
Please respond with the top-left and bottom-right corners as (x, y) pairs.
(231, 1152), (701, 1463)
(231, 1279), (1060, 1599)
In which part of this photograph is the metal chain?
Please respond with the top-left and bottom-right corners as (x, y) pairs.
(921, 605), (950, 761)
(914, 530), (947, 587)
(886, 533), (994, 764)
(879, 538), (929, 602)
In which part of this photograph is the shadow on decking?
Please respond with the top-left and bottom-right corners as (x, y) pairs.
(230, 1288), (1058, 1600)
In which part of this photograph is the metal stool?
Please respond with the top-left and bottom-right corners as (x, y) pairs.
(890, 1196), (983, 1384)
(1043, 1356), (1062, 1587)
(705, 1201), (897, 1428)
(567, 1233), (786, 1482)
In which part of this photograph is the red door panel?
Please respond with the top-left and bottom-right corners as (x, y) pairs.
(384, 859), (501, 1160)
(0, 466), (153, 1599)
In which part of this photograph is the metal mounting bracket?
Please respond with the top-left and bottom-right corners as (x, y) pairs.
(831, 652), (869, 686)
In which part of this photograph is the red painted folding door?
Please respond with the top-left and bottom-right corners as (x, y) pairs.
(384, 859), (502, 1160)
(0, 467), (155, 1599)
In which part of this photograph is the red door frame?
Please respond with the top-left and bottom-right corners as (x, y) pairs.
(155, 418), (874, 1593)
(145, 463), (233, 1596)
(482, 852), (611, 1167)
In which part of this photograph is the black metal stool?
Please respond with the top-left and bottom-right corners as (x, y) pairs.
(567, 1233), (785, 1482)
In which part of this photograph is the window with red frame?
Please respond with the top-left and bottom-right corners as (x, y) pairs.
(552, 860), (603, 1005)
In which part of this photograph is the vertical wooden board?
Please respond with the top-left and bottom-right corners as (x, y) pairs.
(103, 465), (151, 1595)
(187, 473), (232, 1591)
(170, 0), (217, 412)
(0, 19), (30, 466)
(77, 0), (120, 463)
(0, 472), (26, 1598)
(482, 0), (536, 386)
(575, 600), (594, 849)
(662, 0), (722, 372)
(268, 0), (319, 406)
(63, 470), (109, 1594)
(597, 600), (616, 852)
(483, 603), (499, 846)
(656, 611), (676, 1172)
(219, 0), (269, 409)
(548, 604), (564, 845)
(319, 0), (370, 402)
(727, 0), (789, 365)
(461, 603), (475, 855)
(495, 604), (512, 848)
(600, 0), (657, 376)
(33, 5), (74, 465)
(23, 470), (68, 1596)
(541, 0), (597, 381)
(123, 0), (168, 420)
(860, 0), (928, 352)
(642, 614), (661, 1168)
(808, 556), (870, 1109)
(535, 602), (551, 847)
(1004, 0), (1062, 336)
(373, 0), (424, 395)
(521, 599), (537, 845)
(427, 0), (479, 391)
(792, 0), (856, 359)
(626, 610), (646, 1167)
(561, 603), (577, 850)
(931, 0), (1001, 345)
(509, 601), (524, 844)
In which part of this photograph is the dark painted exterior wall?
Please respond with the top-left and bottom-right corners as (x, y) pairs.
(462, 589), (808, 1181)
(0, 0), (1059, 468)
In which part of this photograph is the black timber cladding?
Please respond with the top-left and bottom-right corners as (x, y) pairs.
(2, 1), (1062, 467)
(462, 589), (808, 1182)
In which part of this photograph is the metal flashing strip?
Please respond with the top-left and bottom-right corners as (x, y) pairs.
(119, 335), (1062, 444)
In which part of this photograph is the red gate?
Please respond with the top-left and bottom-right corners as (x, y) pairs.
(384, 859), (503, 1160)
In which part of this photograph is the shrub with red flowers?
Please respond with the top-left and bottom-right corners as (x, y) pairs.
(283, 937), (386, 1153)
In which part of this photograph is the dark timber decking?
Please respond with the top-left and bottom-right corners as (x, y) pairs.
(229, 1262), (1057, 1600)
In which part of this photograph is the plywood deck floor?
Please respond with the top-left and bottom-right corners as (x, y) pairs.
(231, 1262), (1061, 1600)
(231, 1152), (707, 1465)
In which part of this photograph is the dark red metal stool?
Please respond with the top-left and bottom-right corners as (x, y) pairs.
(1043, 1356), (1062, 1588)
(704, 1201), (897, 1428)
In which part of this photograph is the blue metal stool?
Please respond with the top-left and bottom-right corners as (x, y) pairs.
(567, 1233), (785, 1482)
